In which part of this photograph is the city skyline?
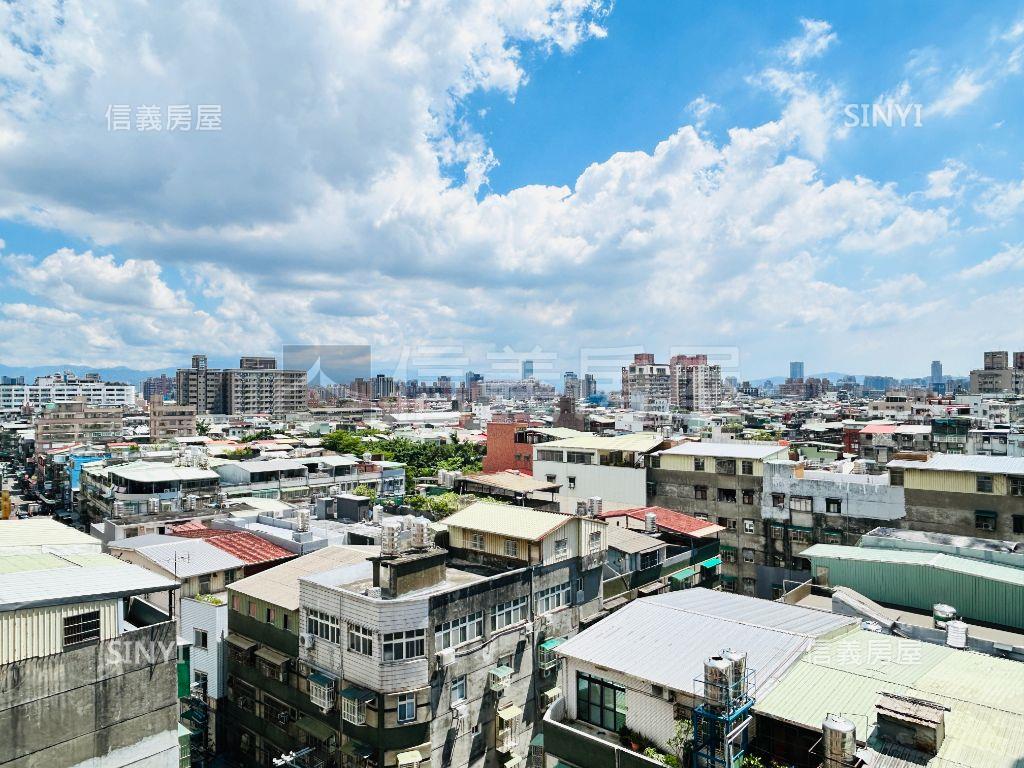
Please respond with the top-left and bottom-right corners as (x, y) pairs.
(2, 2), (1023, 376)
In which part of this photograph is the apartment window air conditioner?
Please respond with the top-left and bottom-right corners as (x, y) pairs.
(436, 648), (455, 667)
(299, 632), (316, 649)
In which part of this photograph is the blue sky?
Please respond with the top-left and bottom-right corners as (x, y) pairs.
(1, 1), (1023, 386)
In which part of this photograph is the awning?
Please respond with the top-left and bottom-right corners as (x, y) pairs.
(700, 556), (722, 569)
(720, 575), (737, 583)
(492, 664), (513, 678)
(255, 646), (289, 667)
(341, 685), (375, 702)
(670, 566), (697, 582)
(341, 740), (374, 759)
(602, 595), (628, 610)
(720, 544), (737, 552)
(397, 750), (424, 766)
(637, 582), (662, 596)
(542, 687), (561, 701)
(975, 510), (997, 518)
(789, 525), (814, 533)
(497, 704), (523, 722)
(309, 672), (335, 687)
(504, 756), (523, 768)
(224, 633), (257, 652)
(295, 715), (336, 742)
(539, 637), (566, 653)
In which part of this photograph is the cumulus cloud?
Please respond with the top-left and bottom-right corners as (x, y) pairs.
(958, 243), (1024, 279)
(782, 19), (838, 66)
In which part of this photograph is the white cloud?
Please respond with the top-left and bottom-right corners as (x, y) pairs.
(926, 69), (988, 117)
(686, 95), (719, 126)
(976, 177), (1024, 220)
(782, 19), (837, 66)
(958, 243), (1024, 279)
(924, 160), (965, 199)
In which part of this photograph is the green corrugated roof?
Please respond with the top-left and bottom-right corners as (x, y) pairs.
(755, 630), (1024, 768)
(670, 566), (697, 582)
(801, 544), (1024, 586)
(0, 551), (128, 575)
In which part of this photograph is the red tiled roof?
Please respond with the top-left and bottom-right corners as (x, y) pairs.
(598, 506), (724, 538)
(860, 423), (898, 434)
(168, 520), (230, 539)
(204, 531), (295, 565)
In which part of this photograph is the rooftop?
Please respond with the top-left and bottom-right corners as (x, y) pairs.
(106, 460), (220, 483)
(800, 544), (1024, 587)
(443, 501), (575, 542)
(598, 506), (725, 538)
(657, 441), (790, 460)
(604, 525), (666, 555)
(754, 629), (1024, 768)
(459, 470), (561, 494)
(556, 589), (856, 697)
(0, 552), (178, 612)
(887, 454), (1024, 475)
(229, 545), (378, 610)
(109, 537), (246, 578)
(537, 431), (666, 454)
(0, 518), (100, 552)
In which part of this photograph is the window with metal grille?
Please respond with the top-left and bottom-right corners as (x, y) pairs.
(63, 610), (101, 648)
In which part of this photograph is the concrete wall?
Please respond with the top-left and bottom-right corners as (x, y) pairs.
(533, 461), (647, 506)
(181, 596), (228, 698)
(0, 621), (180, 768)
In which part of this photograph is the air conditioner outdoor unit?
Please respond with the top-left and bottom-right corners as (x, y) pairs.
(437, 648), (455, 667)
(299, 632), (316, 649)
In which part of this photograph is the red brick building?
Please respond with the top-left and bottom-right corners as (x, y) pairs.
(482, 422), (582, 474)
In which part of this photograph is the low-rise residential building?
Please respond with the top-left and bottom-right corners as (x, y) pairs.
(532, 432), (669, 505)
(481, 423), (582, 475)
(886, 454), (1024, 540)
(33, 400), (124, 454)
(0, 525), (182, 768)
(648, 442), (789, 594)
(80, 459), (222, 521)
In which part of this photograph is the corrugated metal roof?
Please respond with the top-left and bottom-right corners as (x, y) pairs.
(461, 471), (561, 494)
(801, 544), (1024, 586)
(229, 545), (377, 610)
(0, 518), (99, 550)
(555, 589), (856, 697)
(537, 432), (666, 453)
(887, 454), (1024, 474)
(0, 556), (178, 611)
(118, 538), (246, 578)
(605, 526), (665, 555)
(108, 534), (185, 549)
(443, 502), (573, 541)
(107, 460), (219, 482)
(237, 458), (308, 472)
(754, 630), (1024, 768)
(657, 442), (790, 459)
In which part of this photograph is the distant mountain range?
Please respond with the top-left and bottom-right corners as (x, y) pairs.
(0, 365), (177, 385)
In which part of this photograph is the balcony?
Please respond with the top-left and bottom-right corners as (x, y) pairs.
(542, 698), (664, 768)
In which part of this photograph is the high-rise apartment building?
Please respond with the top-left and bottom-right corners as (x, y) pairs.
(789, 361), (804, 380)
(669, 354), (723, 411)
(620, 353), (670, 409)
(176, 355), (306, 415)
(141, 373), (175, 402)
(0, 372), (136, 412)
(970, 350), (1024, 395)
(563, 371), (580, 399)
(581, 373), (597, 399)
(521, 359), (534, 379)
(32, 400), (124, 453)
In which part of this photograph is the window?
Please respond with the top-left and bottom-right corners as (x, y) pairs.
(791, 528), (812, 544)
(717, 488), (736, 503)
(63, 610), (101, 648)
(265, 607), (276, 624)
(383, 630), (425, 661)
(397, 692), (417, 724)
(198, 575), (211, 594)
(537, 450), (562, 462)
(742, 548), (755, 563)
(1014, 515), (1024, 535)
(694, 512), (709, 521)
(721, 548), (737, 564)
(553, 538), (568, 558)
(348, 624), (374, 656)
(451, 675), (467, 704)
(889, 468), (904, 486)
(492, 596), (529, 631)
(469, 533), (485, 550)
(576, 672), (626, 731)
(977, 475), (994, 493)
(789, 496), (812, 513)
(248, 601), (256, 618)
(741, 460), (754, 475)
(826, 498), (842, 515)
(194, 629), (208, 649)
(567, 476), (576, 490)
(588, 530), (602, 552)
(694, 485), (708, 500)
(694, 458), (706, 472)
(435, 611), (484, 650)
(536, 582), (572, 614)
(716, 459), (736, 475)
(566, 451), (591, 464)
(546, 475), (557, 484)
(742, 489), (754, 505)
(308, 610), (342, 644)
(771, 493), (785, 509)
(742, 577), (755, 596)
(504, 539), (519, 558)
(975, 511), (997, 531)
(193, 670), (208, 697)
(231, 594), (240, 611)
(1010, 477), (1024, 497)
(743, 519), (755, 534)
(282, 614), (290, 631)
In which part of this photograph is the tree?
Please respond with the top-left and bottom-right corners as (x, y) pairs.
(321, 429), (369, 455)
(352, 484), (377, 502)
(196, 419), (211, 436)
